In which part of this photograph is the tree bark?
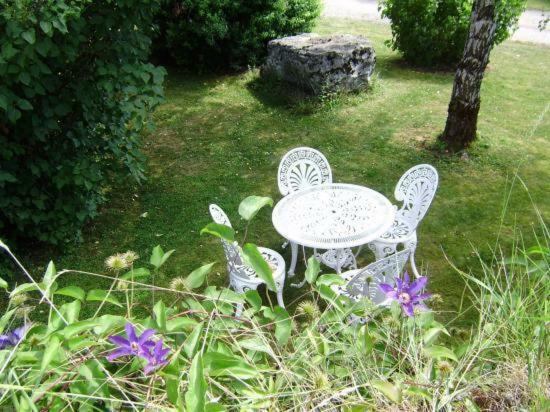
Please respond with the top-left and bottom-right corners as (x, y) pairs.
(440, 0), (497, 152)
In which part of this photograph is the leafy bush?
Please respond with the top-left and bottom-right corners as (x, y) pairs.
(0, 198), (546, 410)
(156, 0), (321, 70)
(379, 0), (526, 66)
(0, 0), (166, 244)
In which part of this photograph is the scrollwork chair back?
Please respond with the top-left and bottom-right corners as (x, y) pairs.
(278, 147), (333, 196)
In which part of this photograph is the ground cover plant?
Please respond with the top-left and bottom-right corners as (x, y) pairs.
(0, 208), (547, 410)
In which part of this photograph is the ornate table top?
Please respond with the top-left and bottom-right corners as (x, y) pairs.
(272, 183), (395, 249)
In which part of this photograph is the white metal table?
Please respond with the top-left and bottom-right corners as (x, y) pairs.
(272, 183), (396, 276)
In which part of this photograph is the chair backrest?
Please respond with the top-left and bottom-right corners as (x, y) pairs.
(277, 147), (332, 196)
(393, 164), (438, 230)
(208, 204), (243, 267)
(346, 248), (411, 305)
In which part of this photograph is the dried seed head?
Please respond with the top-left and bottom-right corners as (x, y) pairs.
(10, 293), (29, 306)
(122, 251), (139, 265)
(169, 277), (189, 293)
(14, 305), (32, 319)
(437, 360), (453, 374)
(116, 280), (130, 291)
(311, 369), (331, 391)
(105, 254), (129, 271)
(296, 300), (320, 321)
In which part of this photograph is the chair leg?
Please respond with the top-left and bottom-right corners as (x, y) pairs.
(404, 234), (419, 277)
(231, 281), (247, 317)
(276, 281), (285, 308)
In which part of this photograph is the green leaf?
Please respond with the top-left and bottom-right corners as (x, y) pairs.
(185, 263), (216, 289)
(62, 300), (81, 324)
(42, 261), (56, 289)
(10, 282), (42, 298)
(262, 306), (292, 345)
(358, 325), (373, 355)
(153, 300), (167, 331)
(150, 245), (175, 269)
(244, 290), (262, 311)
(200, 223), (235, 242)
(39, 21), (52, 35)
(372, 380), (402, 404)
(185, 353), (206, 412)
(86, 290), (122, 307)
(17, 99), (33, 111)
(61, 320), (101, 338)
(316, 274), (346, 287)
(22, 29), (36, 45)
(119, 267), (150, 281)
(203, 351), (259, 379)
(184, 322), (204, 359)
(92, 315), (126, 335)
(238, 196), (273, 221)
(238, 337), (272, 354)
(0, 277), (7, 290)
(166, 316), (198, 332)
(41, 335), (61, 372)
(55, 286), (85, 301)
(305, 256), (321, 284)
(424, 345), (458, 362)
(423, 326), (449, 346)
(241, 243), (276, 291)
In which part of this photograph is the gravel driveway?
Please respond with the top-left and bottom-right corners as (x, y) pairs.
(322, 0), (550, 46)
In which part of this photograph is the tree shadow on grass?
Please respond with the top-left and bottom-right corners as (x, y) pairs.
(378, 55), (455, 84)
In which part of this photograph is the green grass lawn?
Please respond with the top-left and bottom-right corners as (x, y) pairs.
(527, 0), (550, 10)
(16, 19), (549, 326)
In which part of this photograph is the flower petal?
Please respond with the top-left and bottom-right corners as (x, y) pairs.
(109, 335), (130, 347)
(125, 323), (138, 343)
(412, 292), (432, 303)
(138, 329), (156, 344)
(402, 302), (414, 317)
(378, 283), (395, 294)
(403, 271), (410, 286)
(107, 348), (132, 361)
(395, 277), (403, 292)
(408, 276), (428, 296)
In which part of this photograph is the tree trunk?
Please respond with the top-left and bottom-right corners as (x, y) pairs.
(440, 0), (497, 152)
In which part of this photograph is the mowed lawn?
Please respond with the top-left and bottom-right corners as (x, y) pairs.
(20, 19), (549, 326)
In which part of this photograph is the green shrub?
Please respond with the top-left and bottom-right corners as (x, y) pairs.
(379, 0), (526, 67)
(157, 0), (321, 70)
(0, 0), (166, 244)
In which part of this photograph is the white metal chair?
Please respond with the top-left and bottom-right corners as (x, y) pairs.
(366, 164), (438, 277)
(209, 204), (286, 316)
(278, 147), (356, 274)
(331, 248), (411, 306)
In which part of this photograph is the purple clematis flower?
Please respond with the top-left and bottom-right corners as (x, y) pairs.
(379, 272), (432, 316)
(107, 323), (156, 362)
(143, 339), (171, 375)
(0, 324), (30, 350)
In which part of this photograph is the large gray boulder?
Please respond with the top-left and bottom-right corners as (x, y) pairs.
(261, 33), (376, 94)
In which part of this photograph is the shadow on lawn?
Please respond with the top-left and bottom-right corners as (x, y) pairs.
(245, 74), (374, 115)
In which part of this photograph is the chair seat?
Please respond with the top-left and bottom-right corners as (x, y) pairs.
(233, 247), (286, 284)
(330, 269), (390, 306)
(375, 216), (415, 244)
(330, 269), (362, 301)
